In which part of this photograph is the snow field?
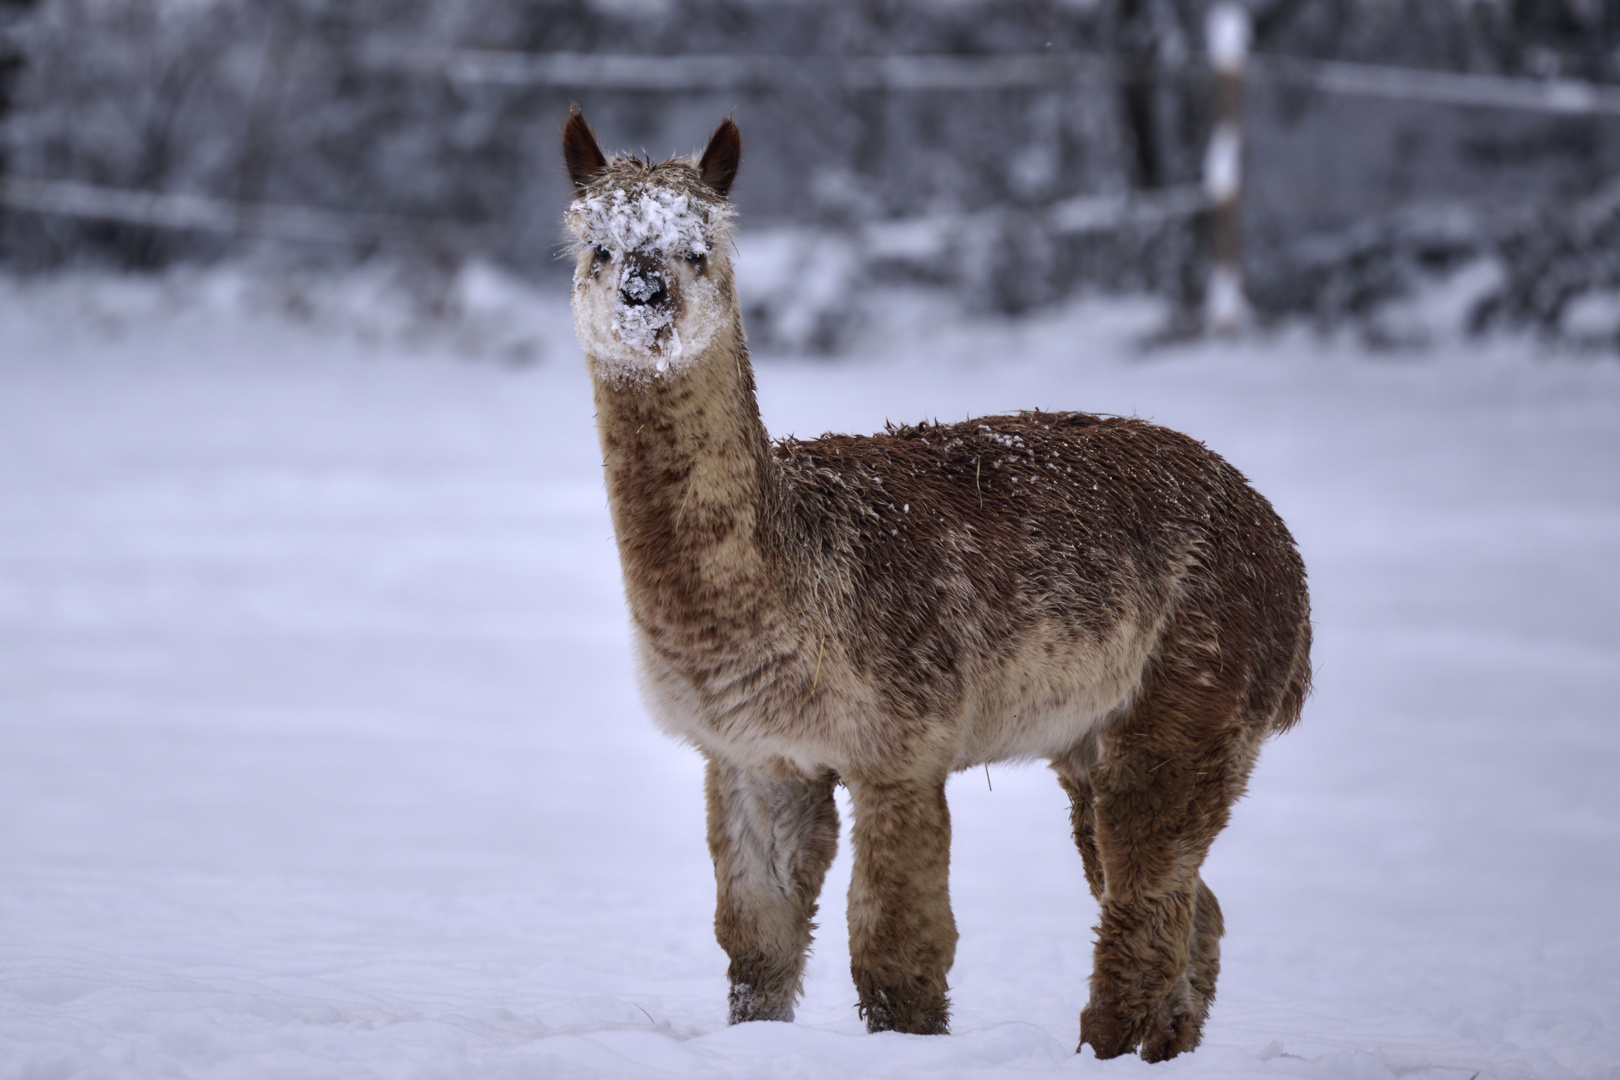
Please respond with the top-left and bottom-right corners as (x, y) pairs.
(1, 272), (1617, 1078)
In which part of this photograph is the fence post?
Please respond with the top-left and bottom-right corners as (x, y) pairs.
(1204, 2), (1250, 335)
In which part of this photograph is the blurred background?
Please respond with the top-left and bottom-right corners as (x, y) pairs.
(4, 0), (1620, 350)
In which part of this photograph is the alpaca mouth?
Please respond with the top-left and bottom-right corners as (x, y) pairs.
(612, 294), (679, 359)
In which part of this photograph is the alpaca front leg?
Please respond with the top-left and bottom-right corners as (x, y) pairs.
(705, 757), (839, 1024)
(845, 773), (957, 1035)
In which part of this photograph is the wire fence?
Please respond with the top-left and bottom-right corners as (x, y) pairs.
(0, 174), (1211, 249)
(0, 175), (439, 246)
(1252, 54), (1620, 117)
(391, 49), (1138, 91)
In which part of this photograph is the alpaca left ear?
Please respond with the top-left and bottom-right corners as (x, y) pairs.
(699, 118), (741, 198)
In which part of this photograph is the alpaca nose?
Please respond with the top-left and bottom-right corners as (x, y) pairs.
(620, 270), (668, 308)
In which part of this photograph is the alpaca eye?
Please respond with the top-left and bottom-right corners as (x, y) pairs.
(594, 246), (612, 262)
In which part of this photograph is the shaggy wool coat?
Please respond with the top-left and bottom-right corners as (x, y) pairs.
(563, 109), (1311, 1060)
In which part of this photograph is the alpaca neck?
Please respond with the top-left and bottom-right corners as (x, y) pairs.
(591, 324), (790, 664)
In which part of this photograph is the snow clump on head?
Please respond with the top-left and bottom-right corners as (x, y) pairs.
(567, 184), (729, 258)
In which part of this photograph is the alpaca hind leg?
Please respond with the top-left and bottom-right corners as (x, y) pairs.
(1079, 709), (1260, 1061)
(1137, 876), (1225, 1061)
(1187, 877), (1224, 1018)
(705, 757), (839, 1023)
(844, 772), (957, 1034)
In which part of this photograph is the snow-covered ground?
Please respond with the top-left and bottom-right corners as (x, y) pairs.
(2, 269), (1617, 1079)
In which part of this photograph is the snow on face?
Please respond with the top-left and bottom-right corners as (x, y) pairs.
(568, 185), (721, 260)
(567, 183), (733, 384)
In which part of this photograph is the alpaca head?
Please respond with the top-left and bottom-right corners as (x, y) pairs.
(563, 109), (742, 382)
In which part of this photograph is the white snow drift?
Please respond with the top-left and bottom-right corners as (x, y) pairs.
(0, 270), (1616, 1080)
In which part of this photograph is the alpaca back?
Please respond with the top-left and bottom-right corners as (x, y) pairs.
(769, 411), (1310, 757)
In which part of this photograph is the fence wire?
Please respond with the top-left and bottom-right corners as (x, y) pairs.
(1253, 55), (1620, 117)
(386, 49), (1136, 91)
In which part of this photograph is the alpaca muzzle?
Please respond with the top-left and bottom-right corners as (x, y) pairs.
(608, 257), (681, 360)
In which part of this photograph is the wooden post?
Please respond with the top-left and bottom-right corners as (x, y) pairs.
(235, 0), (302, 243)
(1205, 2), (1250, 335)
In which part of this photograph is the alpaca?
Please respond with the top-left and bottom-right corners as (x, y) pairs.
(561, 108), (1311, 1061)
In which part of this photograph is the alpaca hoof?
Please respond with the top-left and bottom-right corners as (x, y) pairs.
(856, 979), (951, 1035)
(728, 983), (794, 1024)
(1079, 999), (1141, 1059)
(862, 1007), (950, 1035)
(1138, 980), (1204, 1062)
(1138, 1010), (1196, 1062)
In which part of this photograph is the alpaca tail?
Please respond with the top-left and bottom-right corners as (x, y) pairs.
(1269, 612), (1313, 736)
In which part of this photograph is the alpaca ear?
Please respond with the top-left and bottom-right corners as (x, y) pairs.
(698, 118), (741, 198)
(562, 106), (607, 195)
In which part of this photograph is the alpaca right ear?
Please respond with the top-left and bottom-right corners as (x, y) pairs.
(562, 107), (607, 195)
(698, 118), (741, 198)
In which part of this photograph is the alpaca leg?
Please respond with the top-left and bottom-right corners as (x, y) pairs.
(705, 757), (840, 1024)
(1052, 737), (1105, 902)
(1188, 877), (1224, 1018)
(1061, 749), (1219, 1058)
(1139, 875), (1225, 1057)
(1137, 876), (1225, 1061)
(844, 772), (957, 1035)
(1079, 715), (1260, 1061)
